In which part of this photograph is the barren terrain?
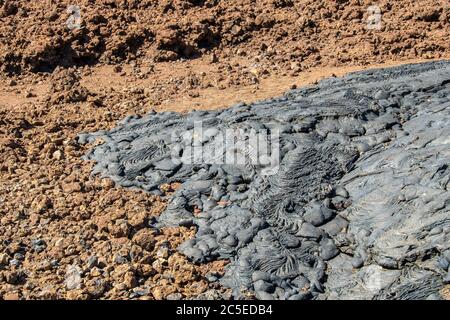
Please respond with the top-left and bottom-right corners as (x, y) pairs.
(0, 0), (449, 300)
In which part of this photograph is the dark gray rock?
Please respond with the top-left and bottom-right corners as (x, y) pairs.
(81, 61), (450, 300)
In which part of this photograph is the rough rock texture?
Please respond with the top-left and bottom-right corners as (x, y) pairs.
(82, 61), (450, 300)
(1, 0), (449, 75)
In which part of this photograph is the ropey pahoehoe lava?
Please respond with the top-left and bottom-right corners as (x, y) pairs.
(80, 61), (450, 300)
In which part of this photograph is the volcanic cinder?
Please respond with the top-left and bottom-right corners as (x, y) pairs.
(80, 61), (450, 300)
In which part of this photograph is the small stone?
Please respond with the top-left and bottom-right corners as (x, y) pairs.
(166, 293), (183, 300)
(442, 250), (450, 262)
(62, 182), (83, 193)
(237, 49), (246, 56)
(5, 272), (20, 284)
(13, 252), (25, 261)
(0, 253), (10, 265)
(87, 95), (104, 107)
(252, 271), (271, 282)
(90, 267), (101, 277)
(55, 238), (65, 247)
(86, 279), (107, 298)
(152, 287), (165, 300)
(101, 178), (115, 189)
(132, 229), (155, 252)
(333, 186), (349, 198)
(86, 255), (98, 269)
(114, 254), (128, 264)
(256, 291), (274, 300)
(132, 287), (150, 296)
(9, 259), (20, 267)
(152, 258), (166, 272)
(52, 150), (63, 160)
(37, 259), (53, 271)
(443, 272), (450, 285)
(65, 289), (88, 300)
(25, 91), (35, 98)
(123, 272), (137, 289)
(205, 272), (220, 282)
(31, 239), (47, 253)
(249, 68), (259, 76)
(188, 91), (200, 98)
(156, 246), (169, 259)
(30, 195), (52, 214)
(290, 62), (301, 72)
(65, 265), (83, 290)
(288, 292), (311, 300)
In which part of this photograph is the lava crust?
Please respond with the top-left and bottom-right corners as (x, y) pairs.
(81, 61), (450, 300)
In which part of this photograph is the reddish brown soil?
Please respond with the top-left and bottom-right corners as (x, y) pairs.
(0, 0), (449, 300)
(1, 0), (449, 75)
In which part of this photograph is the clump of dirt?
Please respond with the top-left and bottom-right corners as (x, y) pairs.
(0, 0), (448, 75)
(47, 67), (90, 104)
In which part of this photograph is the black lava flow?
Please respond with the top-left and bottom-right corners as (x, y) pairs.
(79, 61), (450, 300)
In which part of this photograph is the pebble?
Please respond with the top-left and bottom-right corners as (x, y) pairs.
(13, 252), (25, 261)
(52, 150), (63, 160)
(114, 254), (128, 264)
(205, 272), (220, 282)
(0, 253), (10, 265)
(132, 287), (150, 296)
(156, 246), (169, 259)
(166, 293), (183, 300)
(9, 259), (21, 267)
(442, 250), (450, 262)
(132, 229), (156, 252)
(333, 186), (349, 198)
(65, 265), (83, 290)
(443, 272), (450, 285)
(288, 292), (311, 300)
(37, 260), (53, 271)
(25, 91), (35, 98)
(62, 182), (83, 193)
(31, 239), (47, 253)
(86, 255), (98, 269)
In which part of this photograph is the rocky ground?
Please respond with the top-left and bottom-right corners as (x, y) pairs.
(0, 0), (449, 300)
